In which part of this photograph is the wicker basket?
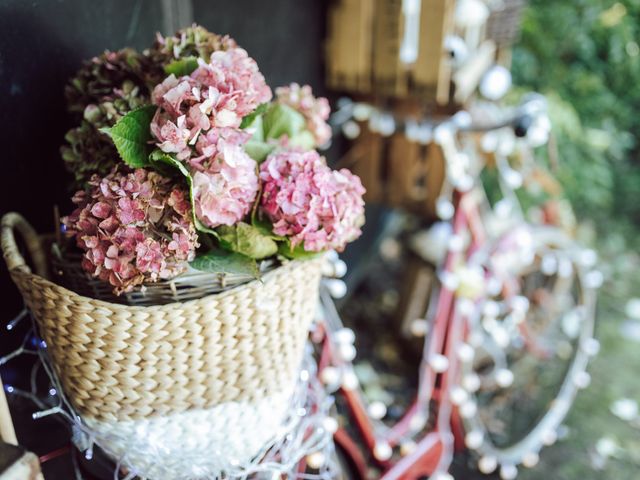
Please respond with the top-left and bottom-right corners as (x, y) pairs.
(50, 245), (278, 306)
(1, 212), (323, 473)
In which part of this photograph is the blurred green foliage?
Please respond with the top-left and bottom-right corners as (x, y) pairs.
(512, 0), (640, 225)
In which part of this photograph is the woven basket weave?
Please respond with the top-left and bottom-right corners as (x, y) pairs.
(1, 212), (322, 423)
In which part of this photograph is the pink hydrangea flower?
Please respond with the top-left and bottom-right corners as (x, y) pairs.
(275, 83), (331, 147)
(191, 140), (259, 228)
(260, 150), (365, 252)
(191, 48), (273, 119)
(150, 47), (272, 160)
(192, 127), (251, 164)
(63, 168), (199, 294)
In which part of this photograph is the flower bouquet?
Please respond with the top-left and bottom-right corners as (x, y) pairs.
(1, 25), (364, 478)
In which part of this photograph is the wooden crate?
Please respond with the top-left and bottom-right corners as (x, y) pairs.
(342, 123), (446, 219)
(326, 0), (456, 104)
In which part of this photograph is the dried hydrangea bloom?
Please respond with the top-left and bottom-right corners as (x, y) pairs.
(64, 48), (153, 115)
(61, 122), (119, 188)
(61, 29), (230, 189)
(275, 83), (331, 147)
(191, 137), (259, 228)
(63, 168), (199, 294)
(146, 25), (237, 67)
(62, 49), (155, 188)
(260, 150), (365, 252)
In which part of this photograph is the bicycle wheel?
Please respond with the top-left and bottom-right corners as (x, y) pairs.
(458, 227), (599, 476)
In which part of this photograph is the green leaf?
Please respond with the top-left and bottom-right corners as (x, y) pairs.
(247, 114), (265, 142)
(217, 222), (278, 260)
(149, 149), (189, 176)
(288, 130), (316, 150)
(163, 57), (199, 76)
(240, 102), (269, 130)
(262, 103), (306, 140)
(251, 216), (284, 240)
(244, 139), (275, 163)
(278, 239), (322, 260)
(148, 149), (219, 236)
(109, 105), (157, 168)
(190, 249), (259, 278)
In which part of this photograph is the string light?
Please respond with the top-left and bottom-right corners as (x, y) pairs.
(495, 369), (515, 388)
(6, 309), (28, 330)
(541, 429), (558, 446)
(409, 411), (428, 432)
(431, 472), (454, 480)
(410, 319), (429, 337)
(436, 197), (455, 220)
(462, 373), (481, 393)
(333, 328), (355, 345)
(324, 279), (347, 299)
(450, 387), (468, 406)
(448, 234), (465, 253)
(341, 370), (359, 391)
(306, 451), (326, 469)
(464, 430), (484, 449)
(320, 366), (340, 387)
(337, 343), (357, 362)
(367, 401), (387, 420)
(400, 440), (417, 456)
(373, 442), (393, 461)
(478, 456), (497, 474)
(573, 371), (591, 389)
(341, 121), (361, 140)
(499, 463), (518, 480)
(483, 300), (500, 318)
(456, 343), (475, 362)
(321, 417), (339, 434)
(582, 338), (600, 357)
(584, 270), (604, 289)
(459, 400), (478, 418)
(522, 452), (540, 468)
(578, 249), (598, 268)
(429, 354), (450, 373)
(4, 308), (339, 480)
(439, 271), (459, 291)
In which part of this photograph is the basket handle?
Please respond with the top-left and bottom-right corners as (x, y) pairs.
(1, 213), (48, 278)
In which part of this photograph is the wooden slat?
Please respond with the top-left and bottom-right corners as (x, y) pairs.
(388, 133), (420, 207)
(452, 39), (497, 103)
(373, 0), (403, 95)
(424, 143), (447, 217)
(347, 127), (385, 203)
(0, 380), (16, 446)
(412, 0), (455, 103)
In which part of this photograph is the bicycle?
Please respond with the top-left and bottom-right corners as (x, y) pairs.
(313, 98), (601, 480)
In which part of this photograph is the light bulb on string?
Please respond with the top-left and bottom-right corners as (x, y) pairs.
(405, 119), (420, 142)
(463, 373), (481, 392)
(478, 456), (497, 474)
(436, 197), (455, 220)
(341, 120), (361, 140)
(480, 65), (512, 101)
(378, 113), (396, 137)
(353, 103), (373, 122)
(499, 464), (518, 480)
(416, 123), (433, 145)
(6, 309), (28, 331)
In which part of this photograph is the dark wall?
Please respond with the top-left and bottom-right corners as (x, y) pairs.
(0, 0), (327, 334)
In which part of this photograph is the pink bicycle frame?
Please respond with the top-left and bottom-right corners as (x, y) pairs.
(317, 187), (490, 479)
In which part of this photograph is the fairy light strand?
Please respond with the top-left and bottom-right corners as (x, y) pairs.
(2, 308), (337, 480)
